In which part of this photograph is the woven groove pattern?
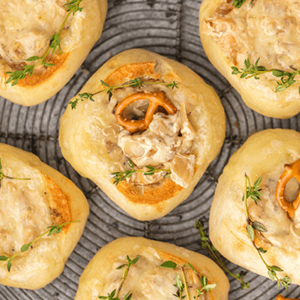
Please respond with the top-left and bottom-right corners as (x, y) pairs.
(0, 0), (300, 299)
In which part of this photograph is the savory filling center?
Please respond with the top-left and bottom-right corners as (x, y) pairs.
(0, 0), (67, 67)
(249, 168), (300, 252)
(103, 248), (210, 300)
(102, 83), (196, 188)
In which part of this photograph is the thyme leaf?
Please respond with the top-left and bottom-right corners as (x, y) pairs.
(195, 220), (250, 290)
(195, 276), (217, 298)
(243, 174), (292, 289)
(98, 255), (139, 300)
(232, 58), (300, 93)
(232, 0), (246, 8)
(6, 0), (83, 86)
(0, 158), (31, 188)
(0, 221), (79, 272)
(111, 158), (171, 185)
(69, 78), (179, 109)
(232, 0), (254, 8)
(160, 260), (216, 300)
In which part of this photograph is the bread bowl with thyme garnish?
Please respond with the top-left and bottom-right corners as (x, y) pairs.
(0, 0), (107, 106)
(75, 237), (230, 300)
(210, 129), (300, 287)
(59, 49), (226, 221)
(200, 0), (300, 119)
(0, 143), (89, 289)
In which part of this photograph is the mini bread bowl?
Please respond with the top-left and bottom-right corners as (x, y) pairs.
(75, 237), (230, 300)
(59, 49), (226, 221)
(210, 129), (300, 286)
(0, 0), (107, 106)
(200, 0), (300, 119)
(0, 143), (89, 289)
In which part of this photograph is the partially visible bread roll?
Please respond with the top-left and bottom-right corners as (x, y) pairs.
(0, 0), (107, 106)
(210, 129), (300, 285)
(0, 143), (89, 289)
(200, 0), (300, 119)
(75, 237), (230, 300)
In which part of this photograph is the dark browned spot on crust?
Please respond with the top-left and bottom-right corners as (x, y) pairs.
(116, 179), (183, 205)
(18, 52), (69, 87)
(103, 62), (161, 88)
(43, 174), (72, 232)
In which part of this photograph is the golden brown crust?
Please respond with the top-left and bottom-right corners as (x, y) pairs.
(43, 174), (72, 229)
(105, 62), (160, 86)
(276, 296), (298, 300)
(18, 53), (69, 87)
(116, 179), (183, 205)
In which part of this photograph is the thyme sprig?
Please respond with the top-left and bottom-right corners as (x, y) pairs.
(160, 261), (216, 300)
(0, 221), (79, 272)
(232, 0), (254, 8)
(243, 175), (292, 289)
(232, 58), (300, 93)
(6, 0), (84, 86)
(0, 158), (31, 188)
(195, 220), (250, 290)
(98, 255), (140, 300)
(69, 78), (179, 109)
(111, 158), (171, 185)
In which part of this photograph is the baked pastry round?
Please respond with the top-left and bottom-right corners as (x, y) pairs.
(200, 0), (300, 119)
(59, 49), (226, 221)
(0, 0), (107, 106)
(210, 129), (300, 285)
(0, 143), (89, 289)
(75, 237), (230, 300)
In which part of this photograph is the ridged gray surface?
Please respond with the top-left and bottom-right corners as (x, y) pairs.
(0, 0), (300, 299)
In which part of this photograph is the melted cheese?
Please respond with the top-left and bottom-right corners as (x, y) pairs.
(101, 90), (196, 188)
(0, 0), (84, 67)
(101, 248), (207, 300)
(249, 167), (300, 252)
(0, 157), (70, 257)
(204, 0), (300, 73)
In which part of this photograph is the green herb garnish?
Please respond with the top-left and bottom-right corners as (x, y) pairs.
(160, 260), (216, 300)
(243, 175), (292, 289)
(0, 221), (79, 272)
(69, 78), (179, 109)
(0, 158), (31, 188)
(6, 0), (84, 86)
(233, 0), (254, 8)
(195, 275), (217, 298)
(195, 220), (250, 290)
(111, 158), (171, 185)
(98, 255), (139, 300)
(232, 58), (300, 93)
